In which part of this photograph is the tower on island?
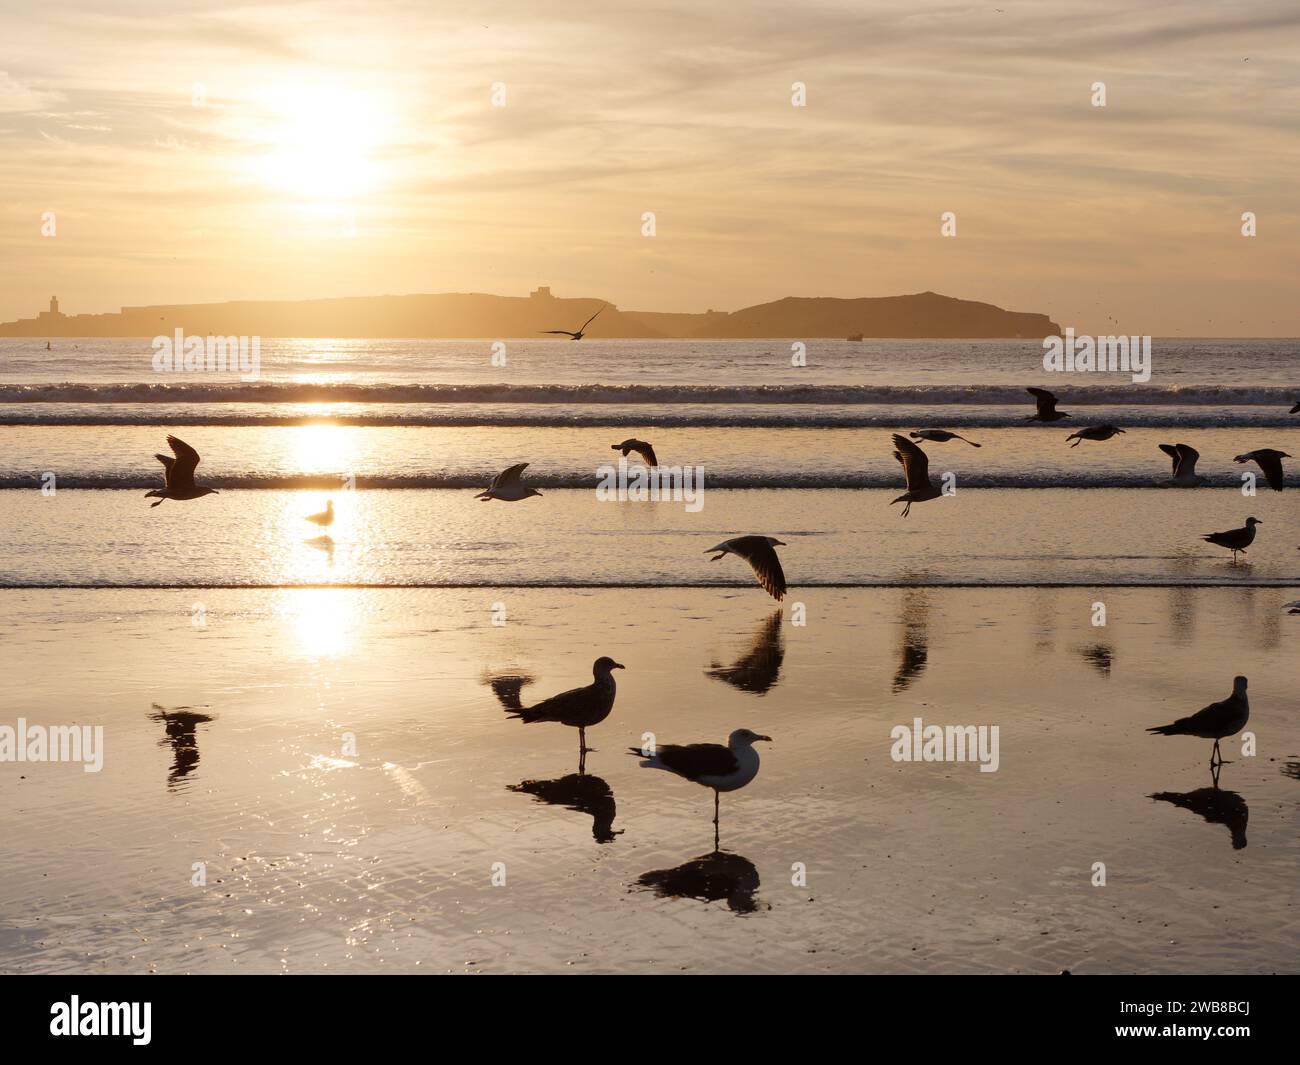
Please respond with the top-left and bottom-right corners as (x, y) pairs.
(38, 296), (63, 320)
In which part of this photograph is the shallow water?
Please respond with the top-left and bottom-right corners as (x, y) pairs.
(0, 586), (1295, 974)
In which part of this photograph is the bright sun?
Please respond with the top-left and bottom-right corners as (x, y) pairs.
(257, 85), (385, 200)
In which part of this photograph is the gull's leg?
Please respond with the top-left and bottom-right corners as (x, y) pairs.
(713, 790), (720, 852)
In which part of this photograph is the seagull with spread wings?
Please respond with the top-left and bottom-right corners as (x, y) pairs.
(1065, 424), (1125, 447)
(611, 438), (658, 466)
(476, 462), (542, 501)
(1233, 448), (1290, 492)
(705, 536), (787, 600)
(144, 435), (218, 507)
(1026, 387), (1069, 422)
(1159, 443), (1205, 486)
(890, 433), (944, 517)
(540, 304), (605, 340)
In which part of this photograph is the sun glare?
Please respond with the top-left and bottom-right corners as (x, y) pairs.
(257, 85), (386, 200)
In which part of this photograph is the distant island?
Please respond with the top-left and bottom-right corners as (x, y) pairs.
(1, 288), (1060, 339)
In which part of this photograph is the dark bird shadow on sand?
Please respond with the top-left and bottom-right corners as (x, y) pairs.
(148, 703), (214, 791)
(507, 772), (621, 843)
(706, 610), (784, 694)
(1149, 765), (1248, 850)
(635, 850), (766, 914)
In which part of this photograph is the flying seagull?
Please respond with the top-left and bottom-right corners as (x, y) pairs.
(1147, 676), (1249, 767)
(541, 304), (605, 340)
(305, 499), (334, 527)
(1233, 448), (1290, 492)
(144, 435), (218, 507)
(611, 438), (658, 466)
(910, 429), (981, 447)
(1201, 517), (1261, 562)
(890, 433), (944, 517)
(630, 728), (771, 848)
(1026, 387), (1069, 422)
(1065, 425), (1125, 447)
(476, 462), (541, 501)
(507, 656), (624, 757)
(706, 536), (787, 601)
(1159, 443), (1204, 486)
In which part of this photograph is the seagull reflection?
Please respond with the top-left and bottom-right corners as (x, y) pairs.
(1081, 643), (1113, 676)
(483, 672), (536, 714)
(707, 610), (784, 694)
(147, 703), (214, 790)
(507, 773), (621, 843)
(636, 851), (765, 914)
(1280, 760), (1300, 781)
(892, 588), (930, 692)
(304, 534), (335, 564)
(1150, 766), (1248, 850)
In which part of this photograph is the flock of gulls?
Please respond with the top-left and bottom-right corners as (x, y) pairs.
(137, 381), (1295, 850)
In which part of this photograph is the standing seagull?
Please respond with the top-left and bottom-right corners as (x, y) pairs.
(1201, 517), (1261, 562)
(508, 656), (624, 758)
(1159, 443), (1205, 486)
(144, 435), (218, 507)
(1065, 425), (1125, 447)
(705, 536), (787, 601)
(890, 433), (944, 517)
(1233, 448), (1290, 492)
(476, 463), (542, 501)
(541, 304), (605, 340)
(305, 499), (334, 527)
(611, 438), (658, 466)
(630, 728), (771, 849)
(910, 429), (981, 447)
(1147, 676), (1249, 767)
(1026, 387), (1069, 422)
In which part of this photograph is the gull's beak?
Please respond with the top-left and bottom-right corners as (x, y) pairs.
(614, 662), (626, 670)
(758, 734), (773, 742)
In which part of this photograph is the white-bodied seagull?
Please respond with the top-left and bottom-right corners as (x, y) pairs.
(630, 728), (771, 846)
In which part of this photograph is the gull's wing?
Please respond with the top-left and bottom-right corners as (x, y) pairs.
(1159, 443), (1179, 475)
(1027, 387), (1058, 416)
(518, 683), (589, 724)
(166, 435), (200, 490)
(1175, 443), (1200, 476)
(730, 536), (787, 601)
(891, 433), (932, 491)
(1151, 695), (1239, 735)
(1254, 452), (1285, 491)
(579, 304), (605, 332)
(540, 330), (578, 337)
(491, 462), (530, 489)
(652, 742), (740, 780)
(634, 441), (658, 466)
(154, 451), (177, 488)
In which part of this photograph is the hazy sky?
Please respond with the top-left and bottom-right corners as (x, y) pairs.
(1, 0), (1298, 334)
